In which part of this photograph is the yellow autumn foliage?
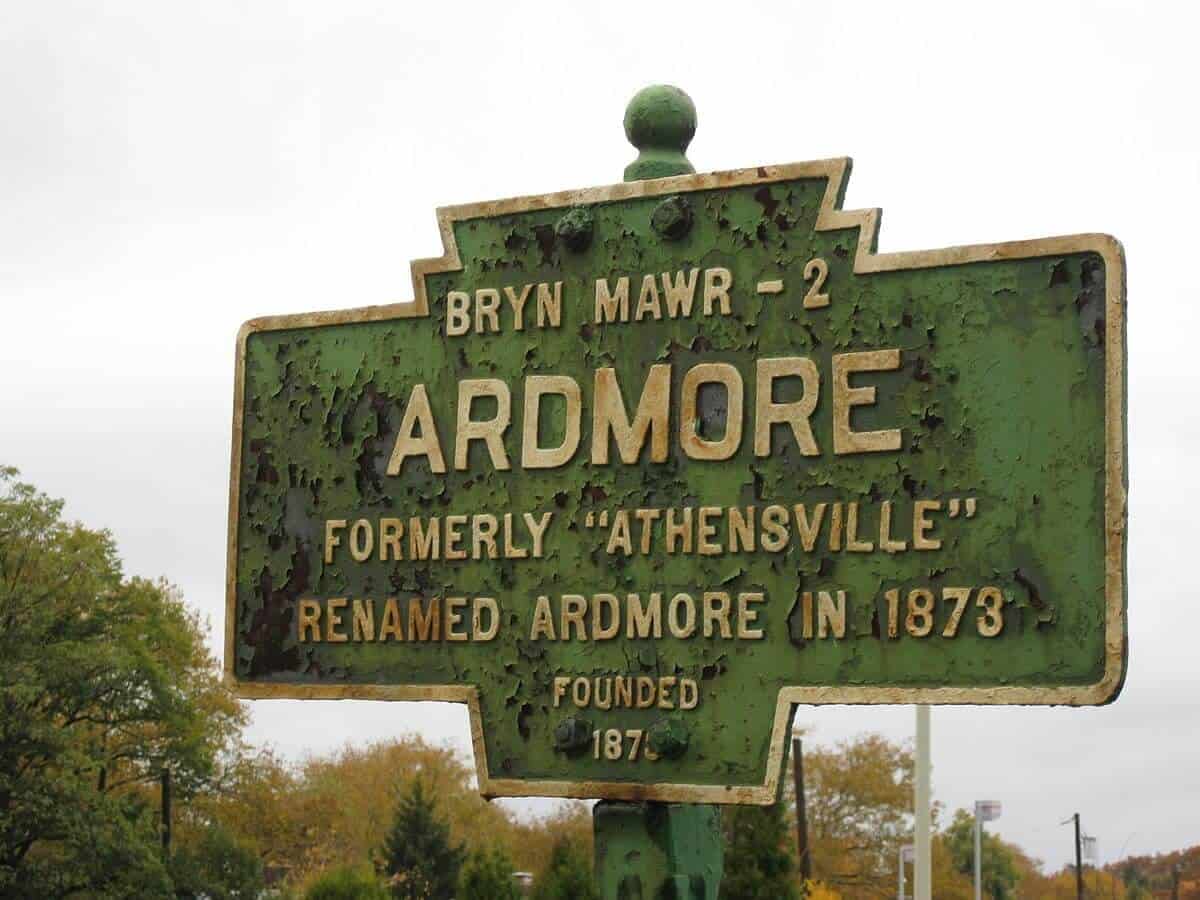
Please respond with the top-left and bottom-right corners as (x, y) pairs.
(803, 880), (842, 899)
(185, 736), (591, 890)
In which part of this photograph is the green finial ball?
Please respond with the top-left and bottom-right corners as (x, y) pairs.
(624, 85), (696, 153)
(623, 85), (696, 182)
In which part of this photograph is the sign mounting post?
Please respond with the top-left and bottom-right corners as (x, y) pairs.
(225, 83), (1126, 898)
(593, 85), (723, 899)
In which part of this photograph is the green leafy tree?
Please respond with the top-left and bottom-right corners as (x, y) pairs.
(306, 864), (390, 900)
(943, 808), (1019, 900)
(720, 803), (800, 900)
(460, 845), (521, 900)
(169, 822), (264, 899)
(377, 779), (465, 899)
(25, 792), (175, 900)
(530, 838), (598, 900)
(0, 467), (244, 898)
(1118, 861), (1153, 899)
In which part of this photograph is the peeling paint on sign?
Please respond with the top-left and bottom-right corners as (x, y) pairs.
(225, 159), (1126, 804)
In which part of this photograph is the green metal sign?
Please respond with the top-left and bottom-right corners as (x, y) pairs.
(225, 143), (1126, 803)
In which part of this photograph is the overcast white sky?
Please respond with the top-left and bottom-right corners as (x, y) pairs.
(4, 0), (1197, 873)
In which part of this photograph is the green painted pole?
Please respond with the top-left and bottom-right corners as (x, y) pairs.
(594, 801), (722, 900)
(591, 85), (723, 900)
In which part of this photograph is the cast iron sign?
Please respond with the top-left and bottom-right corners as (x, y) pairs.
(225, 153), (1126, 803)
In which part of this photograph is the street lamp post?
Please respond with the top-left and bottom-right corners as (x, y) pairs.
(914, 706), (931, 900)
(974, 800), (1002, 900)
(899, 843), (915, 900)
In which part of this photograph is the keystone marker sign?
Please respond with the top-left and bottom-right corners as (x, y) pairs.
(225, 158), (1126, 804)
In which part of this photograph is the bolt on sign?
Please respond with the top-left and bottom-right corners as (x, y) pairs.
(226, 155), (1126, 804)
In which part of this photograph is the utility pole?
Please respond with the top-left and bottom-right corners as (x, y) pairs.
(792, 736), (812, 882)
(914, 706), (931, 900)
(1074, 813), (1083, 900)
(161, 768), (172, 853)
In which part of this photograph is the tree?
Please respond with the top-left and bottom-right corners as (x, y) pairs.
(0, 467), (244, 897)
(169, 822), (264, 899)
(19, 791), (175, 900)
(377, 778), (464, 899)
(460, 845), (521, 900)
(1029, 866), (1129, 899)
(942, 809), (1020, 900)
(181, 745), (308, 881)
(301, 737), (512, 878)
(784, 733), (913, 896)
(1117, 860), (1154, 899)
(305, 864), (390, 900)
(804, 884), (842, 900)
(194, 737), (593, 895)
(929, 832), (975, 900)
(531, 838), (598, 900)
(510, 801), (594, 882)
(1104, 846), (1200, 899)
(721, 803), (800, 900)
